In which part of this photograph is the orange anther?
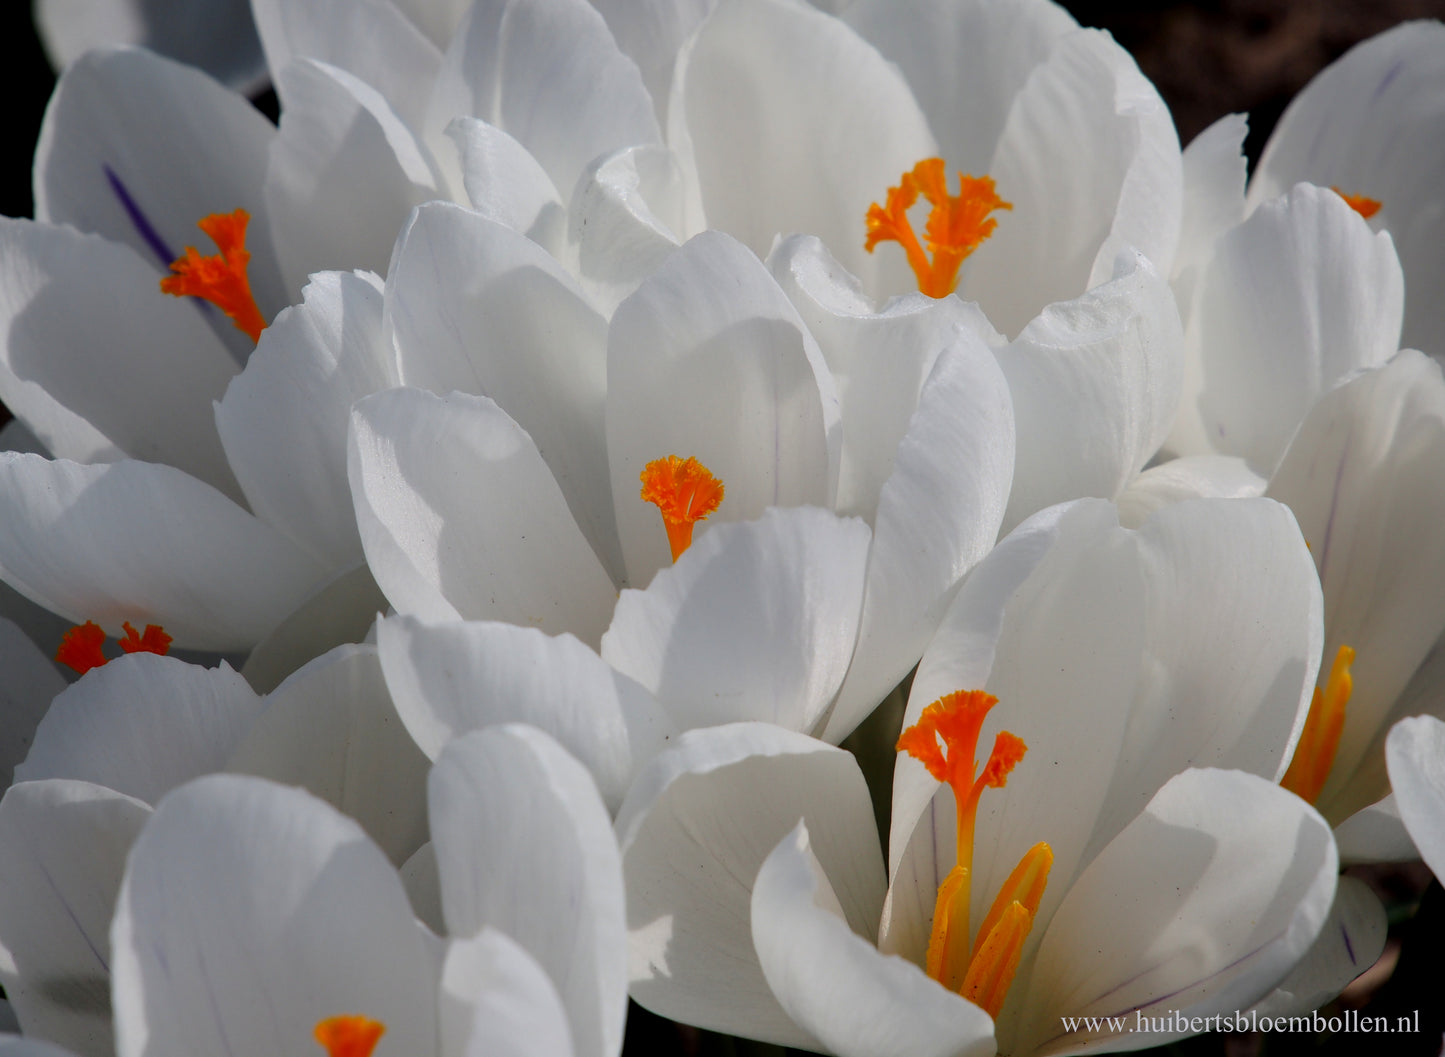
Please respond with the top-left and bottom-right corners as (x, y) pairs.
(640, 455), (725, 562)
(1281, 644), (1355, 804)
(314, 1016), (386, 1057)
(55, 621), (107, 675)
(960, 901), (1032, 1019)
(161, 209), (267, 342)
(1332, 188), (1382, 220)
(866, 159), (1011, 298)
(119, 622), (173, 657)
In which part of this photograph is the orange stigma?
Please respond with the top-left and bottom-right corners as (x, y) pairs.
(640, 455), (725, 561)
(1332, 188), (1382, 220)
(1281, 644), (1355, 804)
(55, 620), (172, 675)
(55, 621), (107, 674)
(865, 159), (1011, 298)
(898, 689), (1050, 1015)
(314, 1016), (385, 1057)
(160, 209), (266, 342)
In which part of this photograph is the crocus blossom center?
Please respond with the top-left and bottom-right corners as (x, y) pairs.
(897, 690), (1052, 1017)
(314, 1016), (385, 1057)
(160, 209), (266, 342)
(55, 620), (172, 674)
(865, 159), (1012, 298)
(1280, 644), (1355, 804)
(1332, 188), (1382, 220)
(640, 455), (725, 562)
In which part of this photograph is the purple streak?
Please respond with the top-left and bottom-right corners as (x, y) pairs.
(103, 164), (177, 268)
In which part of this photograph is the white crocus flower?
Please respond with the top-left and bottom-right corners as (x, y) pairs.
(0, 644), (430, 1057)
(354, 218), (1015, 744)
(109, 723), (625, 1057)
(617, 497), (1340, 1055)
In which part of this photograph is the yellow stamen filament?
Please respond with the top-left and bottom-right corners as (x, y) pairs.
(961, 901), (1032, 1019)
(640, 455), (725, 561)
(1281, 644), (1355, 804)
(1332, 188), (1382, 220)
(898, 690), (1050, 1015)
(314, 1015), (386, 1057)
(865, 159), (1011, 298)
(161, 209), (267, 342)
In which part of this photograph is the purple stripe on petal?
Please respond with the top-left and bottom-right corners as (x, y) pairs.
(103, 165), (177, 268)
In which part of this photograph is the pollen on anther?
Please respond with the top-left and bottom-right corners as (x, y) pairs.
(314, 1015), (386, 1057)
(55, 621), (107, 675)
(160, 209), (267, 343)
(641, 455), (725, 561)
(119, 622), (173, 657)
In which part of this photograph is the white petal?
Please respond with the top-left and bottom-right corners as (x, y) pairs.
(426, 0), (660, 200)
(376, 613), (672, 811)
(0, 617), (66, 787)
(34, 47), (284, 357)
(669, 0), (934, 295)
(400, 843), (444, 935)
(265, 61), (439, 299)
(0, 780), (150, 1057)
(1250, 22), (1445, 356)
(1191, 183), (1403, 472)
(16, 655), (263, 806)
(1251, 877), (1387, 1017)
(821, 334), (1015, 744)
(112, 775), (437, 1057)
(216, 270), (396, 568)
(1172, 113), (1249, 310)
(965, 30), (1181, 337)
(842, 0), (1078, 176)
(606, 231), (839, 586)
(35, 0), (265, 92)
(227, 644), (431, 867)
(615, 722), (881, 1049)
(348, 388), (617, 643)
(440, 929), (575, 1057)
(1387, 715), (1445, 882)
(446, 118), (567, 252)
(1332, 795), (1419, 864)
(388, 0), (469, 47)
(429, 726), (625, 1057)
(602, 507), (870, 735)
(1015, 769), (1336, 1056)
(0, 218), (240, 497)
(568, 145), (686, 315)
(1116, 454), (1265, 529)
(586, 0), (715, 128)
(998, 248), (1183, 533)
(386, 204), (620, 579)
(0, 1034), (88, 1057)
(752, 821), (995, 1057)
(766, 233), (1004, 520)
(1268, 351), (1445, 817)
(0, 453), (328, 652)
(238, 563), (390, 695)
(251, 0), (443, 132)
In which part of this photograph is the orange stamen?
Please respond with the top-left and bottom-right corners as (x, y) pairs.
(899, 689), (1050, 1018)
(55, 621), (107, 675)
(160, 209), (267, 342)
(960, 901), (1032, 1019)
(865, 159), (1011, 298)
(314, 1016), (385, 1057)
(640, 455), (725, 562)
(1332, 188), (1382, 220)
(1281, 644), (1355, 804)
(119, 622), (173, 657)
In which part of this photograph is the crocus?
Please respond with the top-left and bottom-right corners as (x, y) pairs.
(618, 496), (1342, 1055)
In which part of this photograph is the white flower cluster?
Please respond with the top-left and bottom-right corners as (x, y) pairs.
(3, 1), (1445, 1056)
